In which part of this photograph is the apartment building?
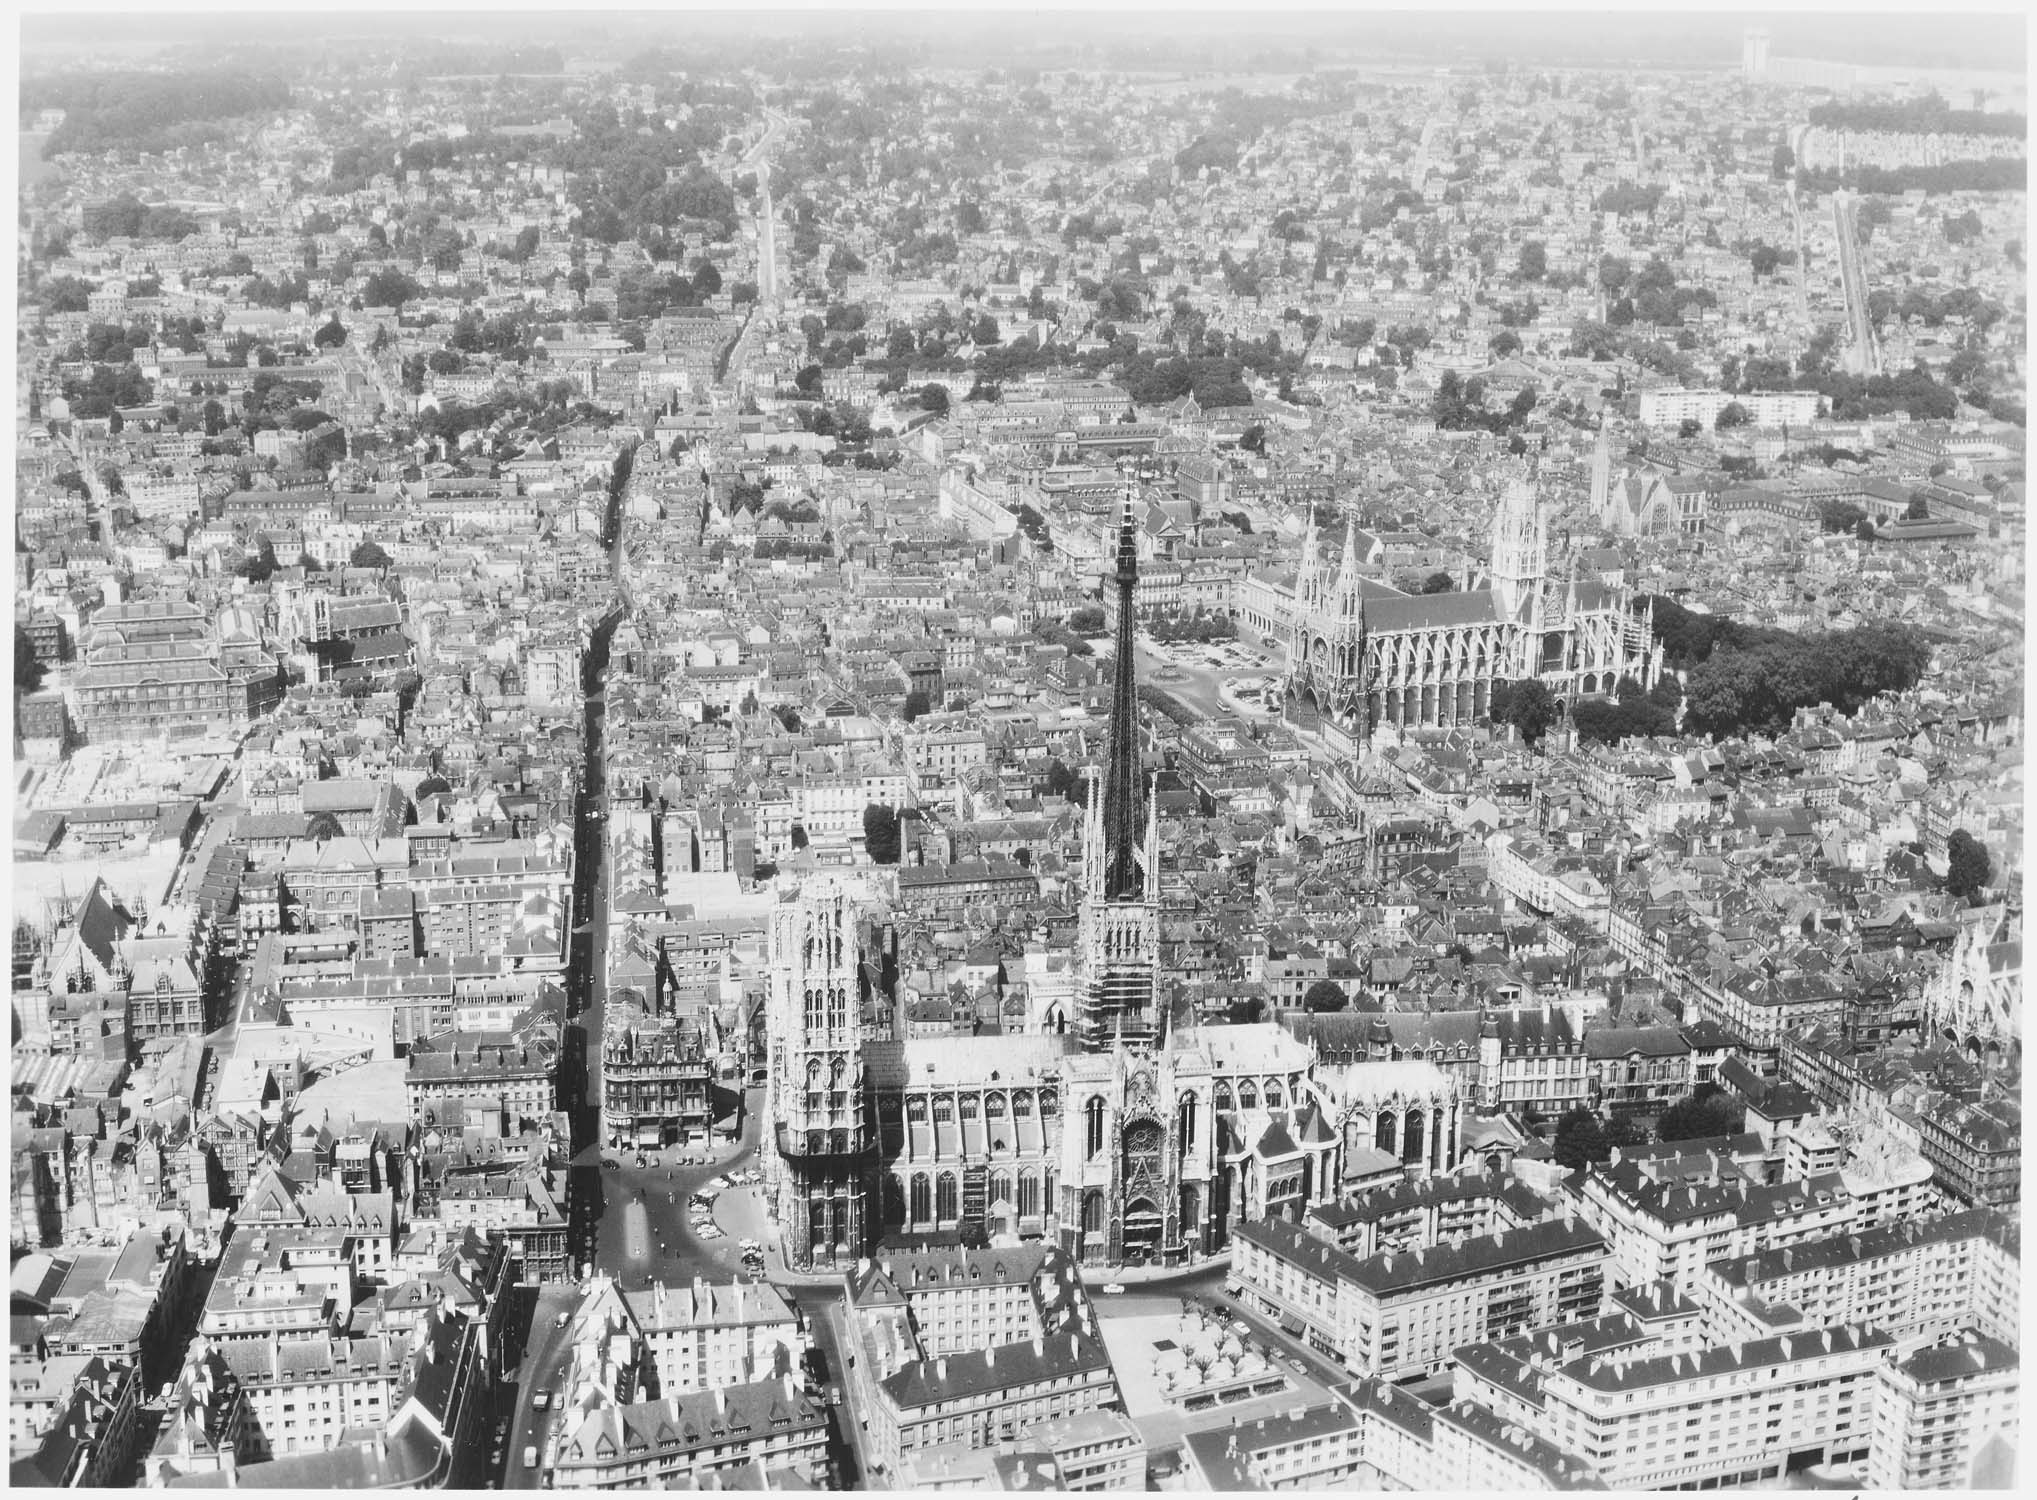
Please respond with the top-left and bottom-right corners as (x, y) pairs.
(1636, 387), (1820, 429)
(1866, 1333), (2020, 1491)
(841, 1245), (1122, 1475)
(1180, 1401), (1372, 1491)
(1577, 1159), (1857, 1294)
(1303, 1168), (1552, 1259)
(600, 1009), (713, 1149)
(1532, 1324), (1892, 1489)
(1338, 1217), (1610, 1380)
(406, 1030), (557, 1125)
(619, 1278), (808, 1396)
(1698, 1206), (2020, 1346)
(7, 1353), (140, 1488)
(1233, 1214), (1610, 1380)
(210, 1330), (409, 1462)
(1337, 1378), (1608, 1491)
(550, 1375), (830, 1490)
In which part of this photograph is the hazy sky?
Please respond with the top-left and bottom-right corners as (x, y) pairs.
(18, 8), (2029, 74)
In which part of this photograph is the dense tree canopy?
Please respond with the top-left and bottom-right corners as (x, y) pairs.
(1945, 830), (1992, 901)
(862, 803), (902, 865)
(1489, 678), (1558, 746)
(1303, 979), (1349, 1013)
(1658, 1086), (1745, 1144)
(1553, 1107), (1613, 1170)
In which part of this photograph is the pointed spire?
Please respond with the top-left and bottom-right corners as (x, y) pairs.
(1099, 473), (1146, 904)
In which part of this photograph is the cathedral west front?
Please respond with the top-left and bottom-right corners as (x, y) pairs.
(759, 487), (1470, 1273)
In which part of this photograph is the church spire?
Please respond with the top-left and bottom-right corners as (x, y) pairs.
(1100, 480), (1146, 903)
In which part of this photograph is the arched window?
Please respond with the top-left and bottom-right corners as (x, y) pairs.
(1239, 1081), (1259, 1110)
(936, 1173), (958, 1223)
(932, 1095), (953, 1123)
(959, 1094), (978, 1120)
(804, 986), (823, 1031)
(905, 1096), (927, 1123)
(990, 1171), (1012, 1211)
(986, 1092), (1007, 1121)
(1177, 1094), (1197, 1156)
(884, 1177), (905, 1224)
(1039, 1089), (1058, 1117)
(1215, 1081), (1233, 1111)
(1264, 1081), (1284, 1109)
(1082, 1189), (1105, 1233)
(1012, 1091), (1033, 1118)
(1085, 1096), (1107, 1158)
(910, 1175), (930, 1224)
(1018, 1171), (1039, 1219)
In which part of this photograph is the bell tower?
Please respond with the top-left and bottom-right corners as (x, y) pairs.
(760, 878), (877, 1268)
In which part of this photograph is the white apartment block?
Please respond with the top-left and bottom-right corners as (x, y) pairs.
(1534, 1324), (1892, 1489)
(1866, 1333), (2020, 1490)
(620, 1278), (808, 1395)
(1636, 388), (1821, 430)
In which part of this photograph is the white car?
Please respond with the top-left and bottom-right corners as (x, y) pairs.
(1101, 1283), (1127, 1295)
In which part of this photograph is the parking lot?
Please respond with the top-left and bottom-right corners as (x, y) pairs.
(1114, 636), (1287, 722)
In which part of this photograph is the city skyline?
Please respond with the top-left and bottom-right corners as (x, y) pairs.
(9, 15), (2023, 1493)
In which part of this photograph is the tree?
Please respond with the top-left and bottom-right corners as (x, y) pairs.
(350, 539), (392, 570)
(1772, 141), (1796, 179)
(1679, 417), (1704, 440)
(1817, 499), (1867, 534)
(1302, 979), (1349, 1013)
(1490, 678), (1558, 747)
(1945, 829), (1992, 901)
(1658, 1085), (1745, 1143)
(1715, 401), (1751, 430)
(902, 689), (932, 722)
(15, 627), (48, 695)
(789, 824), (809, 851)
(312, 316), (348, 349)
(1239, 424), (1267, 453)
(1489, 328), (1521, 358)
(1421, 571), (1455, 595)
(1553, 1107), (1612, 1170)
(361, 267), (421, 309)
(1904, 495), (1932, 521)
(918, 382), (951, 419)
(862, 803), (902, 865)
(305, 812), (346, 842)
(1515, 240), (1548, 282)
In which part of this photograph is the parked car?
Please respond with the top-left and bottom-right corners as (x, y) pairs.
(1101, 1283), (1127, 1295)
(524, 1445), (539, 1470)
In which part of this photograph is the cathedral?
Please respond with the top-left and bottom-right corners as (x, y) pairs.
(1285, 472), (1662, 749)
(760, 490), (1466, 1272)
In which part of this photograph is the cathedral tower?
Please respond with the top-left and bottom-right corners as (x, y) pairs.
(760, 878), (877, 1268)
(1077, 484), (1161, 1052)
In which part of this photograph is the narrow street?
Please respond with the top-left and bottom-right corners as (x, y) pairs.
(562, 441), (634, 1275)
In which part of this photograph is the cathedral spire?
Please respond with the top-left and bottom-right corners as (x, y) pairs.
(1296, 507), (1320, 609)
(1100, 480), (1146, 903)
